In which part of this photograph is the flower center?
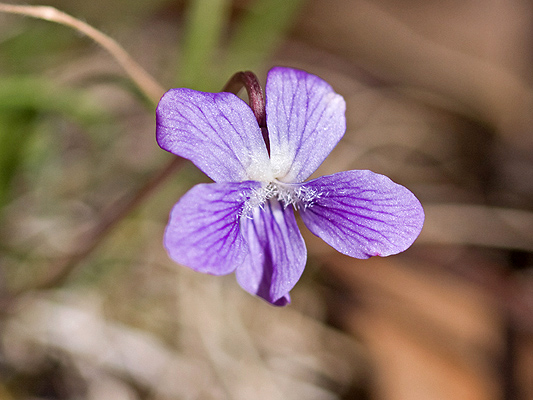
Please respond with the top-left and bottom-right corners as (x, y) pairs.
(241, 181), (322, 217)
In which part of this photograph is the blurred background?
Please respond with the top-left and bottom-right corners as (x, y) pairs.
(1, 0), (532, 399)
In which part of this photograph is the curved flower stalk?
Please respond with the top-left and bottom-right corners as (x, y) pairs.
(156, 67), (424, 305)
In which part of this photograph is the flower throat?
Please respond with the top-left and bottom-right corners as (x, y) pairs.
(242, 181), (323, 218)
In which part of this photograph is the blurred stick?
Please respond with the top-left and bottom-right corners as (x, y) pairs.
(419, 204), (533, 252)
(3, 156), (186, 299)
(0, 66), (256, 305)
(298, 0), (533, 149)
(0, 2), (174, 306)
(0, 3), (164, 104)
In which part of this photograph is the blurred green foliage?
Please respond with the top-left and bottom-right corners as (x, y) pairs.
(0, 22), (79, 74)
(0, 76), (107, 214)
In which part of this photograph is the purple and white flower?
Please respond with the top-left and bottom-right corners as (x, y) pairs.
(156, 67), (424, 305)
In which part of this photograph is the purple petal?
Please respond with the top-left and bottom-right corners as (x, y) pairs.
(299, 170), (425, 258)
(236, 200), (307, 305)
(156, 89), (272, 182)
(164, 181), (262, 275)
(265, 67), (346, 183)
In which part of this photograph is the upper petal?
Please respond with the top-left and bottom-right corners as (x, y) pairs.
(236, 200), (307, 305)
(265, 67), (346, 183)
(156, 89), (272, 182)
(164, 181), (262, 275)
(299, 170), (424, 258)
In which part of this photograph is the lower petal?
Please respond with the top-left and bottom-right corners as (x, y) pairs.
(299, 170), (424, 258)
(236, 200), (307, 305)
(164, 181), (261, 275)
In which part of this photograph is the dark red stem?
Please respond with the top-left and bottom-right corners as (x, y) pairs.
(223, 71), (270, 153)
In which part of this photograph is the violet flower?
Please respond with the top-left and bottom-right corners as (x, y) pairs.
(156, 67), (424, 305)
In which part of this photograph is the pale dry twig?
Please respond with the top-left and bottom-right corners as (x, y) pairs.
(0, 3), (165, 103)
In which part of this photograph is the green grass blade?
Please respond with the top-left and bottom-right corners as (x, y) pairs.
(224, 0), (306, 76)
(178, 0), (232, 90)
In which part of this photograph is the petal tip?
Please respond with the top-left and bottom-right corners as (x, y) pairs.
(300, 170), (425, 259)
